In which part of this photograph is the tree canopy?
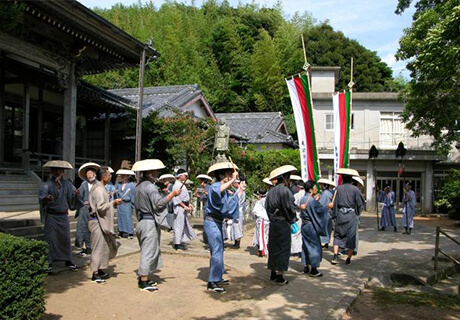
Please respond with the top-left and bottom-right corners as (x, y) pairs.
(86, 1), (396, 114)
(396, 0), (460, 153)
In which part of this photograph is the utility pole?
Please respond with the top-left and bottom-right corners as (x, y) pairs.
(135, 45), (147, 163)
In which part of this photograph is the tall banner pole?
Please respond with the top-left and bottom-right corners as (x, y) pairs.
(347, 57), (354, 168)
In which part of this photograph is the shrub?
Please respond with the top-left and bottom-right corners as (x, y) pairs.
(0, 233), (48, 320)
(434, 169), (460, 220)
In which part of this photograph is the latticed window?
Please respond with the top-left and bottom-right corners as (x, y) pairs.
(380, 112), (405, 146)
(325, 113), (354, 131)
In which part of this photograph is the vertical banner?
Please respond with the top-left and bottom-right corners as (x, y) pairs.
(333, 91), (351, 185)
(286, 73), (320, 181)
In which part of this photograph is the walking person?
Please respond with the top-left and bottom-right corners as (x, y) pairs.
(88, 166), (122, 284)
(228, 176), (246, 249)
(265, 165), (298, 285)
(300, 180), (334, 277)
(38, 161), (81, 273)
(317, 178), (335, 248)
(331, 168), (364, 266)
(115, 169), (136, 239)
(196, 174), (212, 244)
(379, 185), (397, 232)
(132, 159), (182, 291)
(291, 181), (305, 257)
(204, 161), (240, 293)
(172, 169), (197, 250)
(75, 162), (100, 256)
(402, 182), (416, 235)
(252, 188), (270, 257)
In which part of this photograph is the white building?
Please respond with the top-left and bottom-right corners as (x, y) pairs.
(310, 67), (459, 213)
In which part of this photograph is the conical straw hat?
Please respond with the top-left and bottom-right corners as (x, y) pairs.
(262, 178), (273, 186)
(290, 174), (302, 181)
(207, 162), (239, 176)
(317, 178), (335, 187)
(352, 176), (364, 186)
(132, 159), (166, 172)
(43, 160), (73, 170)
(268, 165), (297, 180)
(197, 174), (212, 181)
(116, 169), (135, 176)
(78, 162), (101, 180)
(336, 168), (359, 177)
(108, 167), (114, 173)
(159, 174), (175, 182)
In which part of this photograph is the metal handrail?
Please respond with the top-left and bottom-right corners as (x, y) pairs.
(434, 226), (460, 270)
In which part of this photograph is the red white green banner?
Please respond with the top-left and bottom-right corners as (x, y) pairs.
(333, 91), (352, 185)
(286, 73), (320, 181)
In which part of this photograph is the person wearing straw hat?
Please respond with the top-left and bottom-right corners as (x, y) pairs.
(291, 180), (305, 258)
(196, 174), (212, 245)
(252, 188), (270, 257)
(265, 165), (297, 285)
(402, 182), (416, 235)
(378, 185), (397, 232)
(132, 160), (182, 291)
(38, 160), (81, 273)
(204, 161), (240, 293)
(75, 162), (101, 257)
(299, 180), (334, 277)
(263, 177), (273, 190)
(351, 176), (366, 256)
(105, 167), (116, 201)
(318, 178), (335, 249)
(172, 169), (197, 250)
(331, 168), (364, 266)
(159, 173), (176, 230)
(226, 174), (246, 249)
(114, 169), (136, 239)
(88, 166), (122, 284)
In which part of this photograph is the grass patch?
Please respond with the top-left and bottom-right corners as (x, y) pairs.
(373, 288), (460, 310)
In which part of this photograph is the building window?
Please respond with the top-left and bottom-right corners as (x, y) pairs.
(380, 112), (405, 146)
(324, 113), (354, 131)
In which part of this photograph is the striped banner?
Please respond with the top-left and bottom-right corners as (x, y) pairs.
(286, 73), (320, 181)
(333, 91), (352, 185)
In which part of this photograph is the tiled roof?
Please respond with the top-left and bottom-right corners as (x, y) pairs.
(109, 84), (203, 117)
(216, 112), (293, 145)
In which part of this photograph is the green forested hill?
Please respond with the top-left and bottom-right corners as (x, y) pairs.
(86, 0), (396, 114)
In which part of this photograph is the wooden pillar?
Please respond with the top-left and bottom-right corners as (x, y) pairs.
(0, 67), (5, 165)
(63, 62), (77, 180)
(22, 83), (30, 170)
(37, 89), (43, 153)
(81, 115), (87, 158)
(104, 108), (110, 165)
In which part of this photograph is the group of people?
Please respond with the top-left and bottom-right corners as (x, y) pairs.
(38, 157), (416, 294)
(378, 183), (417, 234)
(249, 166), (364, 286)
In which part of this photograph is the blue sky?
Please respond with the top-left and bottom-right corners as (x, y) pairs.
(79, 0), (414, 78)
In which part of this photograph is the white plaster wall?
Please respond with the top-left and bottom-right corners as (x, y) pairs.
(311, 70), (336, 93)
(313, 99), (435, 151)
(184, 101), (208, 119)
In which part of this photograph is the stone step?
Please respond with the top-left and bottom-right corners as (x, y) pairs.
(0, 188), (38, 196)
(0, 182), (39, 189)
(0, 203), (39, 212)
(0, 175), (32, 182)
(0, 195), (37, 204)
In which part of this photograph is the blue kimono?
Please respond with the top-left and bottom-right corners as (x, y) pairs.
(403, 190), (416, 228)
(204, 182), (239, 282)
(115, 181), (136, 235)
(105, 182), (116, 201)
(300, 195), (329, 268)
(379, 191), (396, 228)
(319, 188), (334, 244)
(75, 180), (94, 249)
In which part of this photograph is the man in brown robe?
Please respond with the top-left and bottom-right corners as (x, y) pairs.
(88, 166), (122, 284)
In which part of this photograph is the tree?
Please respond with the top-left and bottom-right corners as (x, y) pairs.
(396, 0), (460, 154)
(434, 169), (460, 219)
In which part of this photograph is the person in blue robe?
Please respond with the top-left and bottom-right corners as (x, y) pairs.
(204, 162), (239, 293)
(105, 181), (116, 201)
(115, 172), (136, 238)
(299, 180), (334, 277)
(402, 182), (417, 235)
(379, 186), (397, 232)
(318, 179), (335, 248)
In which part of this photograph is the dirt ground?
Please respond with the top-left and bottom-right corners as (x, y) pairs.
(44, 252), (274, 320)
(342, 288), (460, 320)
(344, 217), (460, 320)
